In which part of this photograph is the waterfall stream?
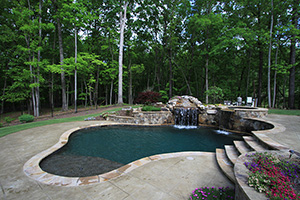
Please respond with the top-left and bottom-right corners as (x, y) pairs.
(174, 108), (199, 127)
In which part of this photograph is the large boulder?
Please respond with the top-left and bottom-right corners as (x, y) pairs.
(166, 95), (205, 111)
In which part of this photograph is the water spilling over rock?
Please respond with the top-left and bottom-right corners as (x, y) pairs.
(174, 107), (199, 126)
(167, 95), (204, 127)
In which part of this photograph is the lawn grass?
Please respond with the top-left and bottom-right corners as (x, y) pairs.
(268, 109), (300, 116)
(0, 107), (124, 138)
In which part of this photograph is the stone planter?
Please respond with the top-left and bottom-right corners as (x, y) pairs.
(234, 150), (291, 200)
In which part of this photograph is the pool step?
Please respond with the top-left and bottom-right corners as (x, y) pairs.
(224, 145), (239, 164)
(216, 148), (235, 183)
(243, 136), (267, 151)
(233, 140), (251, 155)
(216, 136), (268, 184)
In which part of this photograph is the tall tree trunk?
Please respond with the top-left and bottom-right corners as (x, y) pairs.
(267, 0), (274, 108)
(94, 65), (100, 109)
(1, 68), (7, 114)
(52, 0), (68, 111)
(110, 79), (113, 105)
(288, 1), (298, 109)
(272, 38), (279, 108)
(288, 41), (296, 109)
(205, 54), (209, 104)
(257, 40), (263, 107)
(67, 77), (70, 107)
(105, 85), (108, 105)
(238, 65), (246, 96)
(283, 74), (287, 108)
(118, 2), (128, 105)
(168, 48), (173, 98)
(74, 28), (78, 113)
(128, 63), (133, 104)
(84, 80), (87, 107)
(50, 31), (56, 117)
(155, 45), (161, 91)
(50, 73), (54, 117)
(246, 51), (252, 98)
(26, 35), (36, 116)
(26, 0), (39, 116)
(36, 0), (42, 117)
(58, 19), (67, 111)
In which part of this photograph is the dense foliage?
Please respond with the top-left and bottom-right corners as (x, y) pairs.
(19, 114), (35, 123)
(0, 0), (299, 116)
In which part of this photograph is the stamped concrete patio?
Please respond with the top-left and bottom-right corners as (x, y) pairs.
(0, 114), (299, 200)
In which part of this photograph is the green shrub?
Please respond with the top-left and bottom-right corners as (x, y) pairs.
(0, 123), (3, 128)
(142, 106), (161, 111)
(4, 117), (14, 124)
(19, 114), (34, 123)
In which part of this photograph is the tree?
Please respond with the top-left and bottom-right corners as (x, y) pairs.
(118, 1), (129, 104)
(189, 0), (224, 103)
(51, 0), (68, 111)
(267, 0), (274, 108)
(288, 0), (299, 109)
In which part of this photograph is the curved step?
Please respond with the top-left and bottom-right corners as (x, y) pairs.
(243, 136), (267, 151)
(216, 148), (235, 183)
(224, 145), (239, 164)
(233, 140), (251, 155)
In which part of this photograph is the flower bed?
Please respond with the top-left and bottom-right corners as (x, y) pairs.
(244, 152), (300, 200)
(189, 186), (234, 200)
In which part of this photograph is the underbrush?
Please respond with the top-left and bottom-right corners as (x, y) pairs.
(141, 105), (161, 111)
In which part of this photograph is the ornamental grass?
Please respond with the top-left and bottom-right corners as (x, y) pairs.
(244, 152), (300, 200)
(189, 186), (234, 200)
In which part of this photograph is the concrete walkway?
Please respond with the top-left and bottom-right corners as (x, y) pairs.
(0, 114), (299, 200)
(264, 114), (300, 152)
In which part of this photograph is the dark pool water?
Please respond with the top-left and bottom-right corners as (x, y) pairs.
(40, 125), (243, 177)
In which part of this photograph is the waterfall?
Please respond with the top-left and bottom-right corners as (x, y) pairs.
(174, 108), (199, 127)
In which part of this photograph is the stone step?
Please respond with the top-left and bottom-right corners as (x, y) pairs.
(233, 140), (251, 155)
(224, 145), (239, 164)
(216, 148), (235, 183)
(243, 136), (267, 152)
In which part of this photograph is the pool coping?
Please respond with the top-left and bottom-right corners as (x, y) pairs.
(23, 118), (288, 187)
(244, 117), (289, 151)
(23, 123), (215, 187)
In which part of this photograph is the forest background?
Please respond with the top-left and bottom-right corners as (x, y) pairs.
(0, 0), (299, 117)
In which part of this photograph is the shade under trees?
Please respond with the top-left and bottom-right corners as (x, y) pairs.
(0, 0), (299, 116)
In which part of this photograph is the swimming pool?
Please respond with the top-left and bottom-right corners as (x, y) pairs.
(40, 125), (243, 177)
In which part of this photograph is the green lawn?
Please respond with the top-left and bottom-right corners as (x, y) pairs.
(1, 107), (299, 138)
(0, 107), (124, 138)
(268, 109), (300, 116)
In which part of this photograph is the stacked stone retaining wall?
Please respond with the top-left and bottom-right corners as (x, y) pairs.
(106, 111), (173, 125)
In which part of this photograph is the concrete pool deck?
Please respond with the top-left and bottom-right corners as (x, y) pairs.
(0, 114), (299, 200)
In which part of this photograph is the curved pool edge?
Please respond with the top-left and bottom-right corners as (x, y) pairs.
(23, 122), (215, 187)
(244, 117), (289, 150)
(23, 118), (289, 187)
